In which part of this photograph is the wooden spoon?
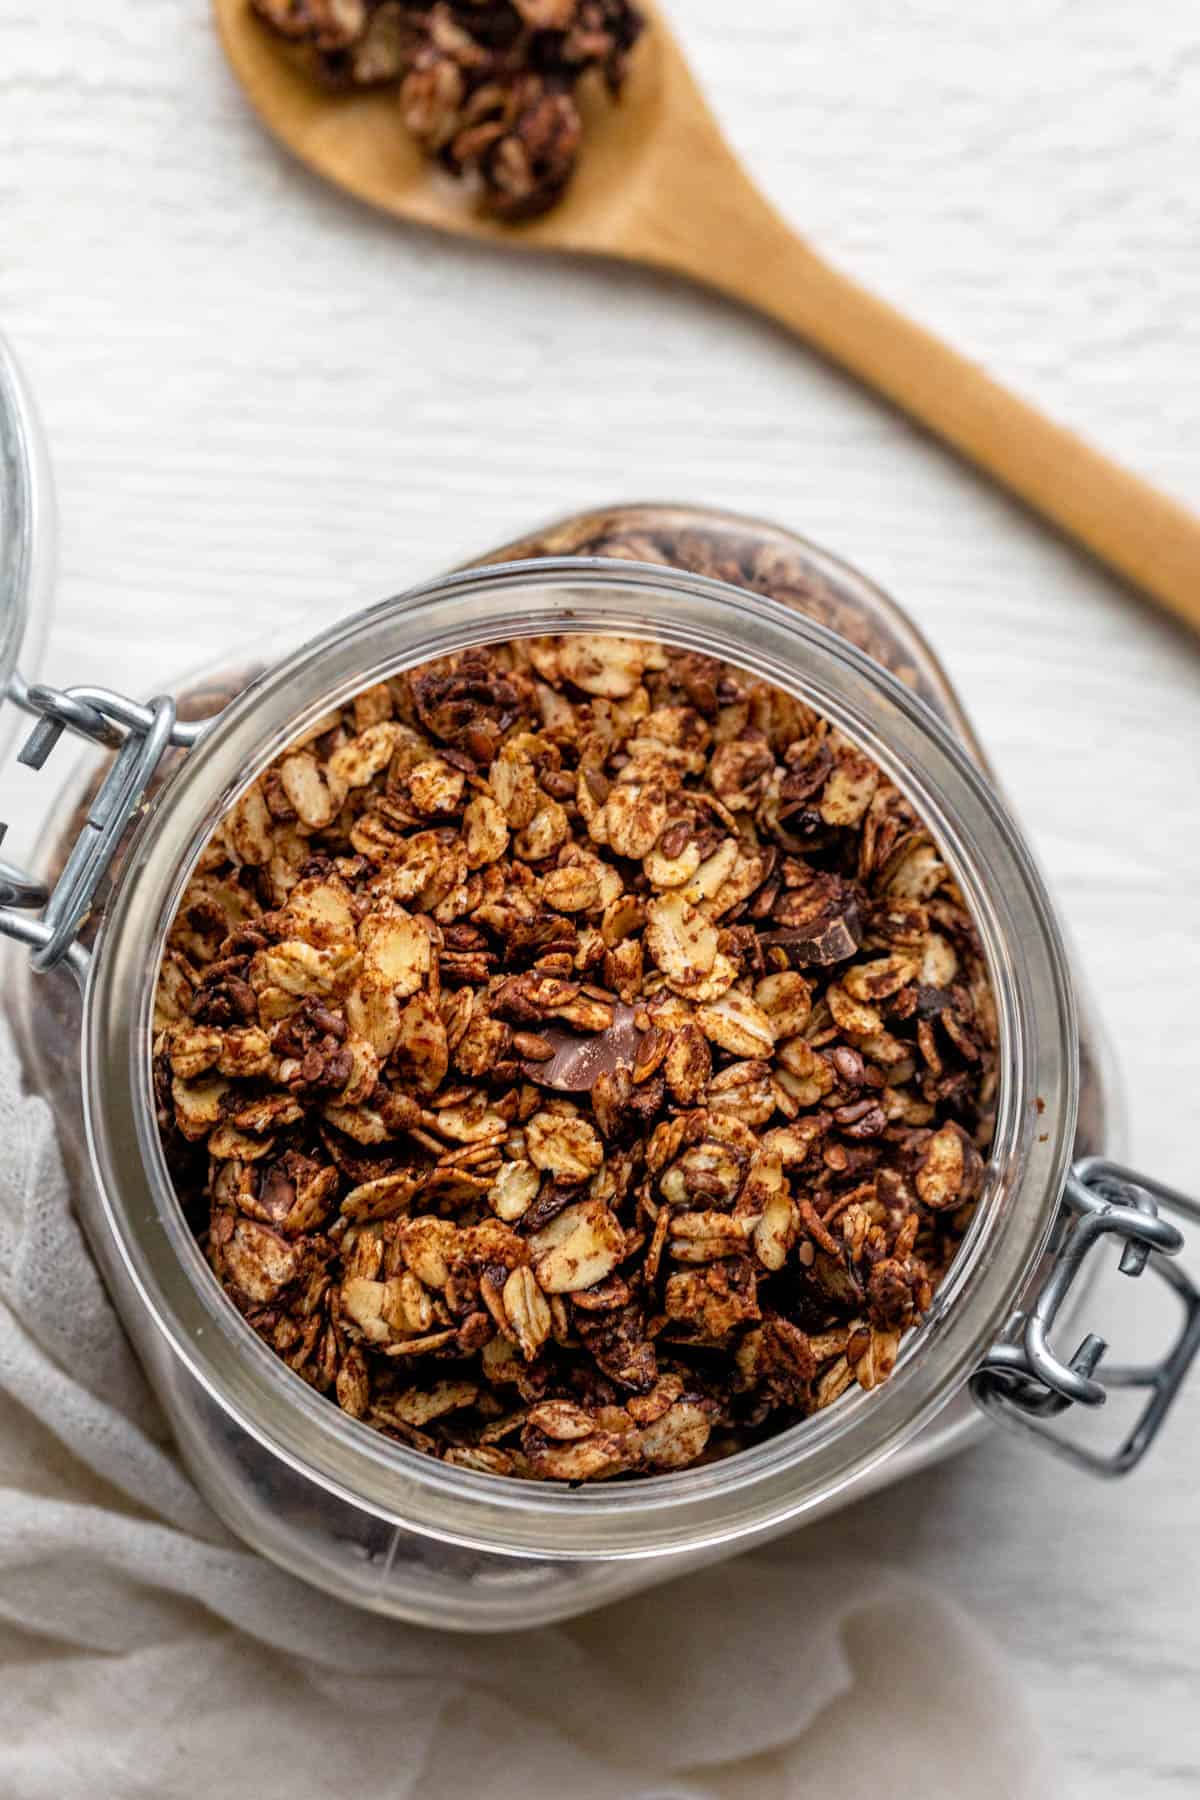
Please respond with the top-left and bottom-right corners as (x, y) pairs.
(215, 0), (1200, 636)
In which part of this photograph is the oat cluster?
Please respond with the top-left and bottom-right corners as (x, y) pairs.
(250, 0), (644, 218)
(155, 632), (996, 1482)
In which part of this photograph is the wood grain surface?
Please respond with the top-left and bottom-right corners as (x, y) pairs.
(2, 3), (1198, 1793)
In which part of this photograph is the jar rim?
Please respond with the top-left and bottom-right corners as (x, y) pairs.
(82, 556), (1079, 1559)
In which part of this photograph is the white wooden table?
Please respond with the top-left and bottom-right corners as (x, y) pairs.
(3, 2), (1198, 1791)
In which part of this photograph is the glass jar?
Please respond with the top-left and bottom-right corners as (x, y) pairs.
(3, 364), (1198, 1633)
(0, 337), (53, 770)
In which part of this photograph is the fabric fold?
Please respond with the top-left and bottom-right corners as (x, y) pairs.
(0, 1015), (1054, 1798)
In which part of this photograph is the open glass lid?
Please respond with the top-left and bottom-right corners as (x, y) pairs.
(0, 335), (54, 768)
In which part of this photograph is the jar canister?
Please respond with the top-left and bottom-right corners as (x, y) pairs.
(3, 348), (1199, 1631)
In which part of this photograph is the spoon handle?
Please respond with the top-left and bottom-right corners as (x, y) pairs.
(666, 184), (1200, 634)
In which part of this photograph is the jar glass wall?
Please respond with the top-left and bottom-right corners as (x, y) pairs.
(88, 565), (1078, 1529)
(6, 514), (1112, 1626)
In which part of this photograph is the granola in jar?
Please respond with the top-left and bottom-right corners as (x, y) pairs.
(154, 629), (999, 1481)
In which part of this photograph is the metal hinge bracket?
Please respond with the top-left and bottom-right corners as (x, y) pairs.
(0, 676), (208, 983)
(971, 1156), (1200, 1475)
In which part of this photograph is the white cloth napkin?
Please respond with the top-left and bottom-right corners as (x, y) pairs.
(0, 1012), (1057, 1800)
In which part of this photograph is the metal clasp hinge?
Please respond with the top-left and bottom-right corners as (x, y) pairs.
(971, 1156), (1200, 1476)
(0, 675), (209, 985)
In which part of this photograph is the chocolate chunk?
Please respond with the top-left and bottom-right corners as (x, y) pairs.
(519, 1000), (645, 1091)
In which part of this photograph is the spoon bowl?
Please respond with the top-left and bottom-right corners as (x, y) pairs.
(214, 0), (687, 256)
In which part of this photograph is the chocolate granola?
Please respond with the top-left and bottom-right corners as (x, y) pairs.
(155, 631), (997, 1481)
(249, 0), (645, 219)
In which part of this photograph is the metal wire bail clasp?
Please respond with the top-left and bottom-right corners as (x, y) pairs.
(0, 676), (208, 985)
(972, 1157), (1200, 1475)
